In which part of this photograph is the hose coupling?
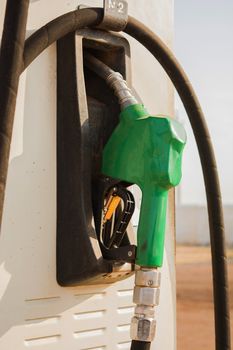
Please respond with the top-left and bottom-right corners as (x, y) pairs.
(130, 268), (161, 342)
(106, 72), (138, 109)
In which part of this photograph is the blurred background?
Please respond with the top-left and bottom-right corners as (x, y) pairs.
(175, 0), (233, 245)
(175, 1), (233, 349)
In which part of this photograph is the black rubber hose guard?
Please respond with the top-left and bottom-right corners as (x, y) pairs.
(0, 0), (29, 226)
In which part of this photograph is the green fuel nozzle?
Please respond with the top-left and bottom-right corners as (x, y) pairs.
(83, 53), (186, 268)
(102, 104), (186, 268)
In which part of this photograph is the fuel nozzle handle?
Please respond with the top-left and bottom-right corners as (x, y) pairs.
(102, 104), (186, 267)
(85, 54), (186, 266)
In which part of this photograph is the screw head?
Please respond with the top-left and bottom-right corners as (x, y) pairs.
(128, 251), (133, 257)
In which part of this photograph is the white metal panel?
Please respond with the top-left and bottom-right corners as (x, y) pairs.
(0, 1), (175, 349)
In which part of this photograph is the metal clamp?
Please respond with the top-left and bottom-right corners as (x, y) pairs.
(78, 0), (128, 32)
(101, 0), (128, 31)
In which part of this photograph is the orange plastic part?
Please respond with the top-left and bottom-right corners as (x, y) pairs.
(104, 196), (121, 221)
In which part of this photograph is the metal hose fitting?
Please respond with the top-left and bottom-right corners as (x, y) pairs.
(106, 72), (138, 109)
(130, 268), (161, 342)
(84, 52), (138, 109)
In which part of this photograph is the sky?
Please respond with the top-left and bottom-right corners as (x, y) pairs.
(174, 0), (233, 205)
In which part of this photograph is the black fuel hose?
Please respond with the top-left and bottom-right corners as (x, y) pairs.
(131, 341), (151, 350)
(0, 6), (230, 350)
(0, 0), (29, 226)
(84, 51), (115, 79)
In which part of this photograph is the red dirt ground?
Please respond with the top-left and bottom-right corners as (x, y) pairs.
(176, 246), (233, 350)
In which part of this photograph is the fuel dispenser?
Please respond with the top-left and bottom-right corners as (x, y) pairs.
(57, 28), (186, 344)
(0, 1), (231, 350)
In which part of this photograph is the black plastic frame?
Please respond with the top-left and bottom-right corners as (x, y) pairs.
(56, 29), (135, 286)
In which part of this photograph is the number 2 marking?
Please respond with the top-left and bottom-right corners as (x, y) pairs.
(117, 2), (124, 13)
